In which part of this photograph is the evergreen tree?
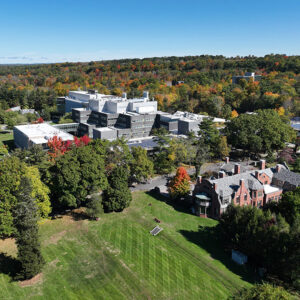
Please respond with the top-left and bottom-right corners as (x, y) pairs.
(198, 117), (221, 157)
(102, 167), (132, 212)
(86, 194), (103, 219)
(194, 139), (210, 176)
(13, 177), (44, 280)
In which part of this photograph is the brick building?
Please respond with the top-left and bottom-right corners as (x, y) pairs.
(193, 160), (300, 218)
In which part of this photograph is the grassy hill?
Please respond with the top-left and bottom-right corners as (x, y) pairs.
(0, 192), (256, 300)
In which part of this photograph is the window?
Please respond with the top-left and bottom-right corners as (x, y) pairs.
(236, 196), (240, 204)
(244, 193), (247, 201)
(258, 201), (262, 208)
(264, 181), (268, 184)
(258, 191), (263, 197)
(253, 191), (257, 198)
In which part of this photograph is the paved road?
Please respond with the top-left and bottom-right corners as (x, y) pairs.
(130, 167), (195, 192)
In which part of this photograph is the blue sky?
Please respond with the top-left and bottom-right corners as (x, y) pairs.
(0, 0), (299, 64)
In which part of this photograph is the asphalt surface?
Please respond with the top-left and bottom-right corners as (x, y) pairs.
(130, 167), (195, 192)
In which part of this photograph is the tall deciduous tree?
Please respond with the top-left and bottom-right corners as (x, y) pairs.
(50, 145), (107, 209)
(226, 109), (296, 155)
(130, 146), (154, 183)
(13, 177), (44, 280)
(102, 166), (132, 212)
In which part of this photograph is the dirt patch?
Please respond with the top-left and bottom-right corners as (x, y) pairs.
(0, 238), (17, 256)
(44, 230), (67, 246)
(19, 273), (43, 287)
(85, 271), (97, 279)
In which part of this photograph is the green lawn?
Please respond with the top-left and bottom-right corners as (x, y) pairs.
(0, 192), (255, 300)
(0, 131), (14, 151)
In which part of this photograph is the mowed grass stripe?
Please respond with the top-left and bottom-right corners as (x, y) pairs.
(0, 192), (253, 299)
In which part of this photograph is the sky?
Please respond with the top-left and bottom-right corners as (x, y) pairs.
(0, 0), (299, 64)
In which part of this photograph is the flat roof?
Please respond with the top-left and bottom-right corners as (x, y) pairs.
(94, 127), (116, 132)
(14, 123), (73, 144)
(263, 184), (280, 195)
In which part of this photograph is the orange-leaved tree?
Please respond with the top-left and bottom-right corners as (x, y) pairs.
(168, 167), (190, 199)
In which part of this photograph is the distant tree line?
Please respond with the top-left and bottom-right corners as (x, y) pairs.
(0, 54), (299, 119)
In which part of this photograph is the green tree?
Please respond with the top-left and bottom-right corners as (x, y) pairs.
(24, 166), (51, 218)
(86, 195), (103, 220)
(198, 118), (221, 157)
(230, 283), (292, 300)
(50, 145), (108, 209)
(0, 157), (51, 238)
(226, 110), (296, 155)
(219, 204), (300, 288)
(294, 157), (300, 173)
(153, 131), (176, 174)
(194, 139), (210, 176)
(130, 146), (154, 183)
(13, 177), (45, 280)
(0, 157), (25, 236)
(277, 187), (300, 226)
(218, 136), (230, 159)
(102, 166), (132, 212)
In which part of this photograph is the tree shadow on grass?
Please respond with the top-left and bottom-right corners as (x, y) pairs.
(179, 226), (260, 285)
(0, 253), (20, 280)
(70, 210), (89, 221)
(146, 190), (193, 215)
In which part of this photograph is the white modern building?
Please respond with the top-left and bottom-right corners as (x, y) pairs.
(13, 123), (74, 149)
(232, 72), (262, 84)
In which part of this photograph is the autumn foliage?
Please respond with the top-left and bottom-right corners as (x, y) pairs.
(47, 135), (90, 160)
(32, 117), (44, 124)
(168, 167), (190, 199)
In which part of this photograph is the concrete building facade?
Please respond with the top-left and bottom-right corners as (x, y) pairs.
(13, 123), (73, 149)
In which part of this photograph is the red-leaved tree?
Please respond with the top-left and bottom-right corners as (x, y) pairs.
(168, 167), (190, 199)
(48, 135), (90, 160)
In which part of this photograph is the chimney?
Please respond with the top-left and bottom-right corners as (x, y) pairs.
(225, 157), (229, 164)
(260, 159), (265, 170)
(255, 170), (260, 179)
(240, 179), (245, 188)
(234, 163), (241, 174)
(219, 171), (225, 178)
(197, 175), (202, 184)
(276, 165), (281, 173)
(214, 183), (217, 191)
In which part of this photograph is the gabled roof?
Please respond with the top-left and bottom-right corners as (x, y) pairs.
(208, 167), (285, 197)
(273, 168), (300, 187)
